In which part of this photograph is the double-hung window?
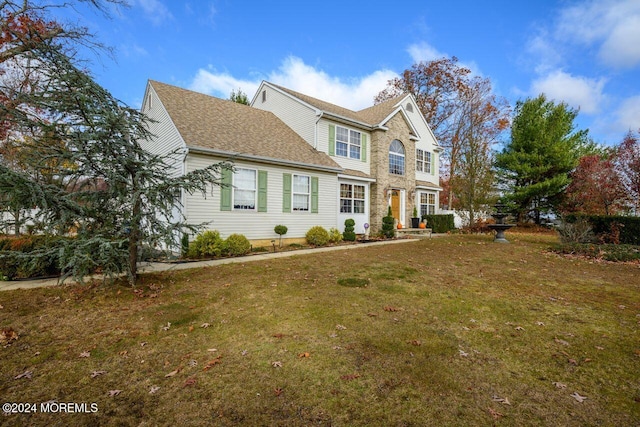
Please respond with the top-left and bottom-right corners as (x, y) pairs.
(420, 192), (436, 216)
(293, 174), (310, 211)
(416, 149), (431, 173)
(335, 126), (361, 160)
(340, 183), (366, 214)
(233, 168), (256, 210)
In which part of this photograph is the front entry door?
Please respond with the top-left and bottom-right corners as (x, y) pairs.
(391, 190), (401, 222)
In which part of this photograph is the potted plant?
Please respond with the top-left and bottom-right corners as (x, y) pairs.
(411, 206), (420, 229)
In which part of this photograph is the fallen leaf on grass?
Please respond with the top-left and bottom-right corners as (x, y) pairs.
(336, 324), (347, 330)
(273, 388), (284, 396)
(408, 340), (422, 346)
(162, 322), (171, 331)
(536, 321), (545, 326)
(271, 361), (283, 368)
(241, 350), (248, 356)
(384, 306), (399, 312)
(149, 386), (160, 394)
(183, 377), (196, 388)
(568, 358), (578, 365)
(108, 390), (121, 397)
(487, 407), (504, 420)
(492, 395), (511, 405)
(340, 374), (360, 381)
(459, 349), (469, 357)
(200, 323), (211, 329)
(188, 360), (198, 367)
(298, 352), (310, 358)
(367, 313), (378, 317)
(164, 367), (182, 378)
(90, 370), (107, 378)
(553, 381), (567, 389)
(79, 351), (90, 358)
(1, 327), (19, 344)
(272, 333), (285, 338)
(571, 392), (587, 403)
(203, 356), (222, 371)
(188, 325), (194, 332)
(14, 370), (32, 379)
(555, 337), (570, 346)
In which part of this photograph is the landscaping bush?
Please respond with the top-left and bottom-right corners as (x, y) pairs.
(382, 206), (395, 238)
(565, 214), (640, 245)
(557, 217), (595, 244)
(0, 235), (69, 280)
(343, 218), (356, 241)
(274, 225), (288, 247)
(188, 230), (227, 258)
(305, 226), (330, 246)
(226, 233), (251, 256)
(421, 214), (455, 233)
(328, 227), (343, 244)
(181, 233), (190, 258)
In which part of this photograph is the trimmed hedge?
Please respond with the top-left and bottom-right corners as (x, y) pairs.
(421, 214), (456, 233)
(565, 214), (640, 245)
(306, 226), (330, 246)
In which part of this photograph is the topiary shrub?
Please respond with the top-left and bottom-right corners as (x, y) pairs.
(328, 227), (343, 244)
(226, 233), (251, 256)
(343, 218), (356, 241)
(181, 233), (190, 258)
(274, 225), (288, 247)
(188, 230), (227, 258)
(305, 226), (330, 246)
(382, 206), (395, 238)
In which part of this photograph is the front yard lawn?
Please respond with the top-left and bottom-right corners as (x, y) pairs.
(1, 234), (638, 426)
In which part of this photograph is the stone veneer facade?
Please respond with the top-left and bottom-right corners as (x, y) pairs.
(369, 112), (418, 233)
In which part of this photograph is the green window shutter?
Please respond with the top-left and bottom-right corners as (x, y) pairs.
(431, 152), (437, 175)
(328, 124), (335, 156)
(311, 176), (319, 213)
(220, 168), (232, 211)
(282, 173), (292, 213)
(361, 134), (367, 162)
(258, 170), (268, 212)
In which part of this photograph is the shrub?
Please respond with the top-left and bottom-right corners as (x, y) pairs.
(421, 214), (455, 233)
(188, 230), (227, 258)
(274, 225), (288, 247)
(305, 226), (330, 246)
(226, 233), (251, 256)
(382, 206), (395, 238)
(343, 218), (356, 241)
(0, 235), (69, 280)
(181, 233), (190, 258)
(328, 227), (343, 244)
(565, 214), (640, 245)
(558, 218), (595, 244)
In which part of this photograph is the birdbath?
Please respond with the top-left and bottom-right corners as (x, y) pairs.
(488, 203), (515, 243)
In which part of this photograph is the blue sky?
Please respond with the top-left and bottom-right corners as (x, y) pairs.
(59, 0), (640, 146)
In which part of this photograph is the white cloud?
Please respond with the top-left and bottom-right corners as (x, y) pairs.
(189, 56), (398, 110)
(407, 41), (482, 76)
(615, 95), (640, 131)
(134, 0), (173, 26)
(530, 70), (607, 114)
(189, 69), (260, 100)
(555, 0), (640, 69)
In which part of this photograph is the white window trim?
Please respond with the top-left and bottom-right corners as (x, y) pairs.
(416, 149), (431, 173)
(335, 125), (362, 160)
(233, 168), (257, 211)
(340, 183), (366, 214)
(389, 140), (405, 176)
(292, 174), (310, 212)
(419, 191), (437, 216)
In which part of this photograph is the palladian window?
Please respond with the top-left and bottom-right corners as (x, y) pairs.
(389, 140), (405, 175)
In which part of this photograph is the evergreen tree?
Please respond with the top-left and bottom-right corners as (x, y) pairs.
(494, 95), (592, 224)
(0, 1), (229, 285)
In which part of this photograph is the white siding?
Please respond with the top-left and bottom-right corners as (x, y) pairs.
(252, 86), (316, 146)
(185, 153), (339, 240)
(140, 84), (185, 179)
(405, 99), (439, 185)
(317, 119), (371, 175)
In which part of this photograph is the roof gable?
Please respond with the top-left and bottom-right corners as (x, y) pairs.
(148, 81), (340, 171)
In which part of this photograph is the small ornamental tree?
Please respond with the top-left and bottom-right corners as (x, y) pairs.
(382, 206), (395, 238)
(343, 218), (356, 241)
(274, 225), (288, 247)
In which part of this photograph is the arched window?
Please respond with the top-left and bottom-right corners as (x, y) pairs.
(389, 140), (405, 175)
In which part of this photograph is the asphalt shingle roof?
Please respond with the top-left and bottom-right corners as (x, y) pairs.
(149, 80), (341, 171)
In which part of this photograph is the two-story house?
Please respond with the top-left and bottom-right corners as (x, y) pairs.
(140, 80), (442, 244)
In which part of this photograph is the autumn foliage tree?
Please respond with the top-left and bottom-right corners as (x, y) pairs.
(616, 130), (640, 215)
(561, 154), (627, 215)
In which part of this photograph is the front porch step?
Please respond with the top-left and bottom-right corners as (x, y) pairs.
(396, 228), (432, 238)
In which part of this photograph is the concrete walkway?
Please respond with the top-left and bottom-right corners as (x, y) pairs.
(0, 237), (430, 291)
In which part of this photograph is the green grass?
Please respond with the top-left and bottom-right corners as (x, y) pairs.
(0, 234), (639, 426)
